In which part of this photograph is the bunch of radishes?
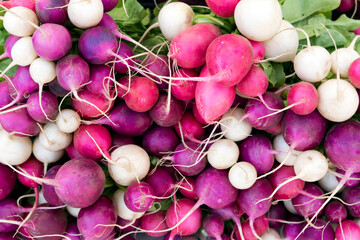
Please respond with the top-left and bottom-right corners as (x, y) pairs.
(1, 0), (360, 239)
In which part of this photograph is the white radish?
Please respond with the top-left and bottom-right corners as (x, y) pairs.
(0, 129), (32, 166)
(294, 150), (328, 182)
(39, 122), (72, 152)
(38, 190), (47, 205)
(331, 36), (360, 78)
(66, 206), (81, 218)
(263, 20), (299, 62)
(29, 58), (57, 85)
(67, 0), (104, 29)
(33, 137), (64, 164)
(317, 78), (359, 122)
(294, 46), (331, 83)
(112, 189), (145, 221)
(318, 171), (343, 193)
(158, 2), (194, 41)
(261, 228), (281, 240)
(234, 0), (282, 41)
(228, 162), (257, 190)
(283, 199), (298, 215)
(273, 134), (302, 166)
(56, 109), (81, 133)
(207, 139), (239, 169)
(3, 6), (39, 37)
(220, 108), (252, 142)
(108, 144), (150, 186)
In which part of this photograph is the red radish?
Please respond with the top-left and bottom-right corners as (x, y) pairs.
(287, 82), (318, 115)
(335, 220), (360, 240)
(249, 40), (266, 62)
(140, 211), (169, 237)
(236, 65), (268, 98)
(205, 0), (240, 17)
(145, 167), (176, 200)
(178, 176), (198, 201)
(348, 57), (360, 88)
(172, 69), (198, 101)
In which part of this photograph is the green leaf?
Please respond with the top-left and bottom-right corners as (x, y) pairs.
(108, 0), (147, 26)
(293, 14), (327, 40)
(326, 14), (360, 31)
(281, 0), (341, 23)
(315, 29), (347, 48)
(268, 63), (286, 88)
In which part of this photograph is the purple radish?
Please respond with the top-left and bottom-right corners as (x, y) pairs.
(63, 222), (81, 240)
(140, 211), (169, 237)
(112, 42), (134, 74)
(32, 23), (72, 61)
(0, 163), (16, 200)
(77, 196), (117, 240)
(65, 142), (86, 159)
(145, 167), (176, 200)
(101, 0), (118, 12)
(111, 133), (134, 148)
(325, 201), (347, 223)
(336, 168), (360, 187)
(301, 219), (335, 240)
(142, 54), (170, 91)
(239, 134), (276, 174)
(0, 81), (11, 109)
(78, 26), (117, 65)
(48, 78), (69, 97)
(0, 107), (40, 136)
(203, 214), (224, 240)
(342, 186), (360, 218)
(266, 202), (287, 229)
(92, 102), (153, 136)
(0, 35), (20, 60)
(149, 94), (185, 127)
(124, 182), (155, 212)
(142, 126), (180, 157)
(35, 0), (68, 24)
(291, 183), (325, 218)
(87, 64), (114, 98)
(42, 165), (63, 206)
(0, 198), (22, 232)
(26, 91), (58, 123)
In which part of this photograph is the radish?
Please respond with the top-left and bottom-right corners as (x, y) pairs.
(317, 78), (359, 122)
(172, 69), (198, 101)
(158, 2), (194, 40)
(108, 144), (150, 186)
(0, 0), (36, 12)
(145, 167), (176, 200)
(0, 35), (20, 60)
(318, 170), (341, 192)
(112, 189), (145, 221)
(291, 183), (325, 218)
(272, 134), (302, 166)
(2, 6), (39, 37)
(342, 186), (360, 218)
(205, 0), (240, 17)
(149, 94), (184, 127)
(67, 0), (103, 29)
(301, 219), (335, 240)
(102, 0), (118, 12)
(140, 211), (169, 237)
(174, 111), (205, 143)
(331, 36), (359, 78)
(0, 107), (40, 136)
(55, 109), (81, 133)
(335, 220), (360, 240)
(38, 122), (72, 152)
(325, 201), (347, 223)
(124, 182), (155, 212)
(87, 64), (114, 98)
(178, 176), (198, 201)
(263, 20), (299, 62)
(207, 139), (239, 170)
(142, 126), (179, 157)
(236, 65), (268, 98)
(348, 57), (360, 88)
(249, 40), (266, 63)
(336, 168), (360, 187)
(25, 91), (58, 123)
(0, 129), (32, 165)
(287, 82), (318, 115)
(35, 0), (68, 24)
(32, 23), (72, 61)
(0, 164), (16, 200)
(33, 137), (64, 165)
(203, 214), (224, 240)
(294, 150), (328, 182)
(228, 161), (257, 189)
(220, 107), (252, 142)
(234, 0), (282, 41)
(42, 165), (63, 206)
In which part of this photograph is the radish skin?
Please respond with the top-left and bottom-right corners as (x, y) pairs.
(0, 129), (32, 165)
(228, 162), (257, 189)
(112, 189), (145, 221)
(67, 0), (104, 29)
(3, 6), (39, 37)
(207, 139), (239, 170)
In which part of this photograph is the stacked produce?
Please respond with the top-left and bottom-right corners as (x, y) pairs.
(1, 0), (360, 239)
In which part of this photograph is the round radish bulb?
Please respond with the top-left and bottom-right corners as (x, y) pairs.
(112, 189), (145, 221)
(318, 171), (341, 192)
(207, 139), (239, 169)
(39, 122), (72, 152)
(348, 57), (360, 88)
(35, 0), (68, 24)
(205, 0), (240, 17)
(66, 206), (81, 218)
(272, 134), (302, 166)
(29, 58), (56, 85)
(0, 129), (32, 166)
(220, 108), (252, 142)
(325, 201), (347, 223)
(291, 183), (325, 218)
(3, 6), (39, 37)
(145, 167), (176, 200)
(26, 91), (59, 123)
(124, 182), (155, 212)
(140, 211), (169, 237)
(335, 220), (360, 240)
(42, 165), (63, 206)
(102, 0), (118, 12)
(264, 20), (299, 62)
(317, 79), (359, 122)
(56, 109), (81, 133)
(337, 0), (355, 12)
(158, 2), (194, 40)
(149, 94), (184, 127)
(234, 0), (282, 41)
(287, 82), (318, 115)
(173, 141), (207, 176)
(331, 41), (360, 78)
(294, 46), (331, 83)
(249, 40), (266, 62)
(283, 199), (298, 215)
(11, 37), (38, 66)
(0, 164), (16, 200)
(33, 137), (64, 164)
(109, 144), (150, 186)
(67, 0), (104, 29)
(228, 162), (257, 189)
(203, 214), (224, 239)
(261, 228), (281, 240)
(342, 186), (360, 218)
(294, 150), (328, 182)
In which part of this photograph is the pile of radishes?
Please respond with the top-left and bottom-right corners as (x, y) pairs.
(1, 0), (360, 239)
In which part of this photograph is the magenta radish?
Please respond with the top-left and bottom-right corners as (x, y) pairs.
(78, 26), (117, 64)
(338, 0), (355, 11)
(249, 40), (266, 62)
(228, 161), (257, 190)
(26, 91), (58, 123)
(32, 23), (72, 61)
(195, 65), (236, 123)
(300, 219), (335, 240)
(73, 124), (111, 160)
(0, 81), (11, 109)
(317, 79), (359, 122)
(203, 214), (224, 240)
(87, 64), (114, 98)
(174, 111), (205, 142)
(142, 54), (170, 91)
(63, 222), (81, 240)
(112, 189), (145, 221)
(42, 165), (63, 206)
(17, 157), (43, 189)
(287, 82), (318, 115)
(234, 0), (282, 41)
(108, 144), (150, 186)
(0, 198), (22, 232)
(35, 0), (68, 24)
(263, 20), (299, 62)
(116, 217), (140, 234)
(38, 122), (72, 152)
(243, 91), (285, 130)
(205, 0), (240, 17)
(220, 107), (252, 142)
(325, 201), (347, 222)
(124, 182), (155, 212)
(158, 2), (194, 40)
(65, 142), (85, 159)
(149, 94), (184, 127)
(349, 57), (360, 88)
(140, 211), (169, 237)
(101, 0), (118, 11)
(335, 220), (360, 240)
(207, 139), (239, 170)
(236, 65), (268, 98)
(172, 69), (198, 101)
(2, 6), (39, 37)
(267, 203), (287, 229)
(178, 176), (198, 201)
(111, 133), (134, 148)
(0, 0), (36, 12)
(0, 164), (16, 200)
(336, 168), (360, 187)
(166, 198), (203, 240)
(239, 134), (275, 174)
(112, 42), (134, 74)
(0, 35), (20, 60)
(48, 78), (69, 97)
(0, 129), (32, 165)
(342, 186), (360, 218)
(142, 126), (179, 157)
(145, 167), (176, 199)
(268, 165), (305, 200)
(0, 107), (40, 136)
(77, 196), (117, 240)
(67, 0), (103, 29)
(93, 102), (153, 136)
(169, 23), (222, 69)
(291, 183), (325, 218)
(171, 141), (207, 176)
